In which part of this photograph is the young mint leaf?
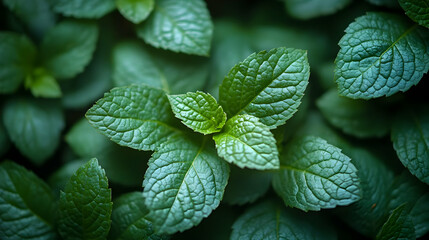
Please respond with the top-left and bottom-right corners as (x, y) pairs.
(168, 91), (226, 135)
(143, 136), (229, 234)
(283, 0), (351, 20)
(213, 114), (279, 170)
(391, 107), (429, 184)
(40, 20), (99, 80)
(219, 47), (309, 129)
(116, 0), (154, 24)
(231, 200), (336, 240)
(25, 68), (62, 98)
(86, 85), (181, 151)
(317, 89), (391, 138)
(273, 136), (361, 211)
(399, 0), (429, 28)
(0, 161), (57, 240)
(58, 158), (112, 240)
(137, 0), (213, 56)
(110, 192), (168, 240)
(335, 12), (429, 99)
(0, 32), (36, 94)
(376, 204), (416, 240)
(52, 0), (115, 18)
(2, 97), (64, 165)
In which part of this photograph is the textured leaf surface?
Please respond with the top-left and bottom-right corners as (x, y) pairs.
(273, 136), (361, 211)
(116, 0), (154, 24)
(86, 85), (181, 151)
(335, 12), (429, 99)
(213, 115), (279, 170)
(0, 161), (56, 240)
(399, 0), (429, 28)
(0, 32), (36, 94)
(40, 20), (98, 80)
(168, 91), (226, 134)
(219, 47), (309, 129)
(392, 107), (429, 184)
(376, 204), (416, 240)
(52, 0), (115, 18)
(317, 89), (391, 138)
(143, 136), (229, 234)
(137, 0), (213, 56)
(59, 159), (112, 240)
(283, 0), (351, 20)
(2, 97), (64, 165)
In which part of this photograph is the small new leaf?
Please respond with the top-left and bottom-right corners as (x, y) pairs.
(116, 0), (154, 24)
(399, 0), (429, 28)
(25, 68), (62, 98)
(168, 91), (226, 135)
(376, 204), (416, 240)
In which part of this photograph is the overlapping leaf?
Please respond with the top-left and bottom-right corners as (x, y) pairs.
(399, 0), (429, 28)
(116, 0), (154, 24)
(376, 204), (416, 240)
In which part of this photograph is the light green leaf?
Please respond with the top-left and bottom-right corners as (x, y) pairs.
(335, 12), (429, 99)
(25, 68), (62, 98)
(109, 192), (168, 240)
(283, 0), (352, 20)
(0, 32), (36, 94)
(231, 200), (336, 240)
(137, 0), (213, 56)
(0, 161), (57, 240)
(213, 115), (279, 170)
(58, 158), (112, 240)
(40, 20), (99, 80)
(376, 204), (416, 240)
(219, 47), (309, 129)
(273, 136), (361, 211)
(168, 91), (226, 134)
(116, 0), (154, 24)
(143, 136), (229, 234)
(317, 89), (391, 138)
(52, 0), (115, 18)
(391, 107), (429, 184)
(399, 0), (429, 28)
(2, 97), (64, 165)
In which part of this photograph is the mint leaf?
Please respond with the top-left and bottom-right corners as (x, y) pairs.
(335, 12), (429, 99)
(168, 91), (226, 135)
(0, 161), (57, 240)
(219, 47), (309, 129)
(283, 0), (352, 20)
(25, 68), (62, 98)
(2, 97), (64, 165)
(110, 192), (168, 240)
(40, 20), (99, 80)
(213, 115), (279, 170)
(391, 107), (429, 184)
(317, 89), (391, 138)
(273, 136), (361, 211)
(58, 158), (112, 240)
(52, 0), (115, 18)
(399, 0), (429, 28)
(137, 0), (213, 56)
(86, 85), (181, 151)
(116, 0), (154, 24)
(376, 204), (416, 240)
(0, 32), (36, 94)
(143, 136), (229, 234)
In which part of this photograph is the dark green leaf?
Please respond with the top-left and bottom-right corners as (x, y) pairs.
(48, 159), (86, 197)
(116, 0), (154, 24)
(399, 0), (429, 28)
(283, 0), (352, 20)
(52, 0), (115, 18)
(0, 121), (10, 157)
(376, 204), (416, 240)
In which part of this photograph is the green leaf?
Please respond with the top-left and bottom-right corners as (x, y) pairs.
(40, 20), (99, 80)
(231, 200), (336, 240)
(52, 0), (115, 18)
(2, 97), (64, 165)
(116, 0), (154, 24)
(335, 12), (429, 99)
(25, 68), (62, 98)
(317, 89), (391, 138)
(48, 159), (87, 197)
(0, 32), (36, 94)
(399, 0), (429, 28)
(168, 91), (226, 135)
(283, 0), (352, 20)
(376, 204), (416, 240)
(219, 47), (309, 129)
(273, 136), (361, 211)
(0, 161), (57, 240)
(0, 122), (10, 157)
(86, 85), (181, 151)
(109, 192), (168, 240)
(143, 136), (229, 234)
(391, 107), (429, 184)
(137, 0), (213, 56)
(213, 115), (279, 170)
(58, 158), (112, 240)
